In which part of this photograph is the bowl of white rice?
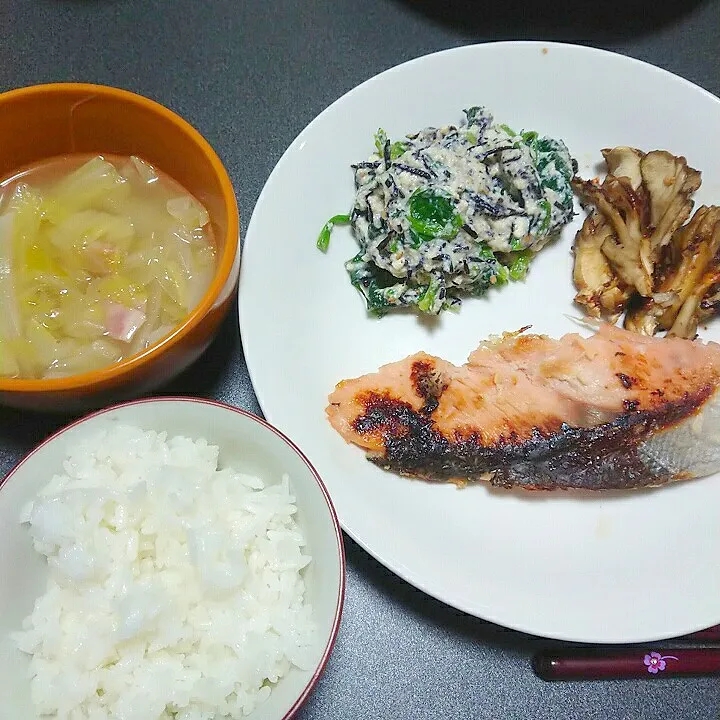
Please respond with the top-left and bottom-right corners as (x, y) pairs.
(0, 397), (345, 720)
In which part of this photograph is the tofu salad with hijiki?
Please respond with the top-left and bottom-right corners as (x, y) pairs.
(318, 106), (576, 315)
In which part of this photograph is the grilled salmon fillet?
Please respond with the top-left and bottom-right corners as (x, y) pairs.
(326, 324), (720, 489)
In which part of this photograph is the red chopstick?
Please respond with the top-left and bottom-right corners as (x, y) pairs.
(533, 626), (720, 681)
(534, 648), (720, 680)
(684, 625), (720, 641)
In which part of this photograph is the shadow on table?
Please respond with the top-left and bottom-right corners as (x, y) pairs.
(393, 0), (706, 44)
(161, 297), (242, 399)
(343, 533), (571, 651)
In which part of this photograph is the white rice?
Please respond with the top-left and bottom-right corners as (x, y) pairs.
(12, 424), (316, 719)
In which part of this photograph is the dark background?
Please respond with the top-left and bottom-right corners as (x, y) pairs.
(1, 0), (719, 717)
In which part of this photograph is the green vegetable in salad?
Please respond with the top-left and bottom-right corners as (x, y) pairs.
(407, 189), (463, 241)
(374, 129), (408, 161)
(316, 214), (351, 252)
(507, 250), (533, 281)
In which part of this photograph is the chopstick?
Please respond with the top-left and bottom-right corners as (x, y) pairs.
(533, 626), (720, 681)
(683, 625), (720, 641)
(534, 648), (720, 680)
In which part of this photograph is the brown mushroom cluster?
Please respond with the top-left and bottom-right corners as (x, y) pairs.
(572, 147), (720, 339)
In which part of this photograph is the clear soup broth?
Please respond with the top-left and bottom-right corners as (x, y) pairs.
(0, 153), (217, 379)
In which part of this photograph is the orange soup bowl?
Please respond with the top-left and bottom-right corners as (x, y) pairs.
(0, 83), (240, 413)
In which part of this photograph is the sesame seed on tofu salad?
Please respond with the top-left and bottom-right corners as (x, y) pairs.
(317, 106), (577, 315)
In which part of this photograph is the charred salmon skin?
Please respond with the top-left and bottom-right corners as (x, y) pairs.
(326, 324), (720, 490)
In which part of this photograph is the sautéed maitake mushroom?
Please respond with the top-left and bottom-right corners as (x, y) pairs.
(571, 146), (720, 339)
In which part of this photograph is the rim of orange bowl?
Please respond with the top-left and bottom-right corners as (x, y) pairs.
(0, 396), (347, 717)
(0, 82), (240, 394)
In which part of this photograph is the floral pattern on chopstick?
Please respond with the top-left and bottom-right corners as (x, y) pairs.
(644, 651), (678, 674)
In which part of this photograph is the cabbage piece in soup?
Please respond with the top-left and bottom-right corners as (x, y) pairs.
(0, 154), (216, 379)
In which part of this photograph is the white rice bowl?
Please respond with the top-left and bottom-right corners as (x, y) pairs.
(0, 400), (345, 720)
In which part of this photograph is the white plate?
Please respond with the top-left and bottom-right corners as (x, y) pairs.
(239, 41), (720, 643)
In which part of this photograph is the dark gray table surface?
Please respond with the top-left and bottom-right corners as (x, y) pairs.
(2, 0), (720, 717)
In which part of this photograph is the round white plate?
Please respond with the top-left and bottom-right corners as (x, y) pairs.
(239, 41), (720, 643)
